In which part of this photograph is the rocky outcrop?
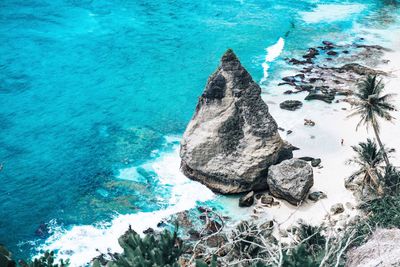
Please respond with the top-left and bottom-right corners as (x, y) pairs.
(267, 159), (314, 205)
(0, 246), (16, 267)
(346, 228), (400, 267)
(180, 49), (293, 194)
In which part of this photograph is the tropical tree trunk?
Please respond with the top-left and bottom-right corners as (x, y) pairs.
(372, 119), (390, 166)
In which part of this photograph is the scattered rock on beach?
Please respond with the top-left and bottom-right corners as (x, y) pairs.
(304, 119), (315, 127)
(180, 49), (293, 194)
(311, 158), (321, 167)
(239, 191), (255, 207)
(305, 91), (335, 103)
(335, 63), (385, 76)
(260, 195), (275, 207)
(267, 158), (314, 205)
(280, 100), (303, 111)
(330, 203), (345, 215)
(299, 156), (314, 162)
(308, 191), (327, 201)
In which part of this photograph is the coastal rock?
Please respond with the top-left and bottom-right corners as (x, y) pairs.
(330, 203), (345, 214)
(308, 191), (327, 201)
(311, 158), (321, 167)
(239, 191), (254, 207)
(206, 234), (227, 248)
(205, 220), (222, 234)
(304, 119), (315, 127)
(335, 63), (385, 76)
(346, 228), (400, 267)
(180, 49), (292, 194)
(280, 100), (303, 111)
(0, 246), (16, 267)
(260, 195), (275, 207)
(299, 156), (314, 162)
(303, 48), (319, 59)
(304, 91), (335, 103)
(267, 158), (314, 205)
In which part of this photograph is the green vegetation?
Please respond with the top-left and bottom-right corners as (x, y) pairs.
(360, 196), (400, 228)
(281, 244), (320, 267)
(19, 252), (69, 267)
(347, 138), (387, 194)
(0, 246), (69, 267)
(93, 227), (183, 267)
(383, 165), (400, 195)
(349, 75), (396, 166)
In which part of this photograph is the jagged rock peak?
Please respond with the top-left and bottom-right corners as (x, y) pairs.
(180, 49), (293, 194)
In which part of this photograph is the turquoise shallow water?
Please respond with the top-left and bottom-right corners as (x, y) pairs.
(0, 0), (398, 263)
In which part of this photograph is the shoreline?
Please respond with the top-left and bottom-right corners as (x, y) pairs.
(35, 28), (400, 267)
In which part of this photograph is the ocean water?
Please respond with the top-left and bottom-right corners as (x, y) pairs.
(0, 0), (399, 265)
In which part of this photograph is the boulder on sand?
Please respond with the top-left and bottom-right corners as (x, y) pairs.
(279, 100), (303, 111)
(267, 158), (314, 205)
(180, 49), (293, 194)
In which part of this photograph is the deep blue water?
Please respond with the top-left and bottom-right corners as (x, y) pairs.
(0, 0), (398, 262)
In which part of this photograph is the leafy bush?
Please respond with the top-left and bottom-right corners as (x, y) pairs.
(94, 227), (183, 267)
(296, 223), (325, 255)
(383, 165), (400, 195)
(195, 255), (217, 267)
(0, 246), (68, 267)
(19, 251), (69, 267)
(282, 244), (320, 267)
(360, 195), (400, 228)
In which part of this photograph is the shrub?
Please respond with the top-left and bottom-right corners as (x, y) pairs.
(19, 251), (69, 267)
(383, 165), (400, 195)
(94, 227), (183, 267)
(360, 195), (400, 228)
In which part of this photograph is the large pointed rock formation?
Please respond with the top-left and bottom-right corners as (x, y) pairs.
(180, 49), (292, 194)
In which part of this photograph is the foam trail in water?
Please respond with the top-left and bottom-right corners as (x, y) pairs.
(38, 136), (214, 267)
(260, 37), (285, 84)
(299, 4), (366, 24)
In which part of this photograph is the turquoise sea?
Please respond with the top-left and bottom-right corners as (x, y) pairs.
(0, 0), (399, 265)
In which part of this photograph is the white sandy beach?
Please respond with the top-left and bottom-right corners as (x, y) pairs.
(250, 32), (400, 230)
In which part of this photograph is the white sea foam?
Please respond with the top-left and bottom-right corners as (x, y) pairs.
(300, 4), (366, 24)
(38, 136), (214, 267)
(260, 37), (285, 83)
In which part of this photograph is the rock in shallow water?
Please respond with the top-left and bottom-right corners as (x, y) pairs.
(180, 49), (292, 194)
(239, 191), (254, 207)
(267, 158), (314, 205)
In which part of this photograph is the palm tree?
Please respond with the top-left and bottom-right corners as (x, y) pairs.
(347, 139), (387, 195)
(348, 75), (396, 166)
